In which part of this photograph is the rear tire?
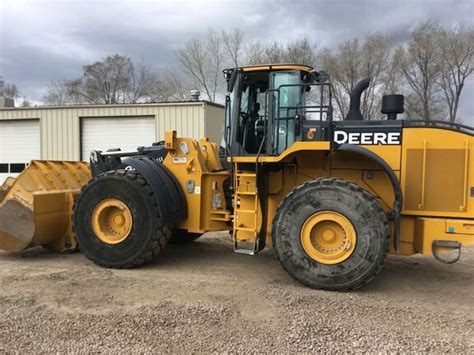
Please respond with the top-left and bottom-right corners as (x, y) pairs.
(73, 170), (171, 268)
(272, 177), (389, 291)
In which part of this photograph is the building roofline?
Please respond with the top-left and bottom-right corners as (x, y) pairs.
(201, 101), (225, 109)
(0, 100), (225, 111)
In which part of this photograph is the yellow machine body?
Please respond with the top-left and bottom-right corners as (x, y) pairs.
(0, 63), (472, 269)
(0, 128), (472, 258)
(227, 126), (474, 256)
(162, 132), (231, 234)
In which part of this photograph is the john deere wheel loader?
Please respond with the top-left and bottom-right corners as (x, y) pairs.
(1, 64), (473, 290)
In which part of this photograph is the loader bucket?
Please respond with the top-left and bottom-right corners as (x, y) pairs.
(0, 161), (91, 253)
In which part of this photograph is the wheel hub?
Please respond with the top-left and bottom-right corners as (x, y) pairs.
(91, 198), (133, 244)
(300, 211), (356, 265)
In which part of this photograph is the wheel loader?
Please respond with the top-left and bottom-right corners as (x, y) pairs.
(1, 64), (473, 291)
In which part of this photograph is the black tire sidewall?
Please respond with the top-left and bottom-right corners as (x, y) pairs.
(272, 179), (388, 290)
(74, 172), (159, 267)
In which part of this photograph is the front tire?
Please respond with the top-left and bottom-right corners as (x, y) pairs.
(272, 178), (389, 291)
(73, 170), (171, 268)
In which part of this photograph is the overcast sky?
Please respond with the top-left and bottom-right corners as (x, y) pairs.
(1, 0), (473, 124)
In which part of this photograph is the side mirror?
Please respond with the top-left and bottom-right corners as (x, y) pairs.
(313, 70), (330, 83)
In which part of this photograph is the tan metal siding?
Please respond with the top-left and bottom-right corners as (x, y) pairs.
(156, 105), (204, 141)
(0, 102), (223, 161)
(41, 108), (79, 160)
(203, 103), (224, 143)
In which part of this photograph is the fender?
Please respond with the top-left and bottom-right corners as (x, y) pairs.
(122, 156), (187, 224)
(335, 144), (403, 252)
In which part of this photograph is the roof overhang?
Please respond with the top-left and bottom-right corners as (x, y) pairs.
(240, 64), (313, 73)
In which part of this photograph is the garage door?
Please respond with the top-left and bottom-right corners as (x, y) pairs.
(0, 120), (40, 184)
(81, 116), (156, 161)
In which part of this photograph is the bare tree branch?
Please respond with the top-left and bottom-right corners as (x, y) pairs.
(398, 22), (445, 120)
(175, 30), (224, 102)
(438, 25), (474, 123)
(318, 34), (392, 120)
(43, 54), (160, 105)
(221, 28), (244, 67)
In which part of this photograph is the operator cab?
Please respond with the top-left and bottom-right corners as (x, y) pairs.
(222, 64), (331, 157)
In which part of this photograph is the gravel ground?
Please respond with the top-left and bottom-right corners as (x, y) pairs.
(0, 232), (473, 353)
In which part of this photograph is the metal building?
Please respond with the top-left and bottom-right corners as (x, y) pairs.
(0, 101), (224, 183)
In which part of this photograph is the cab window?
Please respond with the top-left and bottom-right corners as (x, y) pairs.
(236, 72), (270, 154)
(272, 71), (305, 154)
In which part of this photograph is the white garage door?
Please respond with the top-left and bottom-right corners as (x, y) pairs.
(0, 120), (40, 184)
(81, 116), (156, 161)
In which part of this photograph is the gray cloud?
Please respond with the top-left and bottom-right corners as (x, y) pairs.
(0, 0), (473, 124)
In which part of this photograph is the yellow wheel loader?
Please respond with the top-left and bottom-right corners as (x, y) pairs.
(1, 64), (473, 290)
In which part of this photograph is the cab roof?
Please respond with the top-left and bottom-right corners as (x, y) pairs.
(238, 64), (313, 72)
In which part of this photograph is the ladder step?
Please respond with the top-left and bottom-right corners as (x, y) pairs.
(234, 248), (255, 256)
(236, 209), (256, 213)
(236, 191), (257, 195)
(210, 217), (231, 222)
(234, 227), (256, 232)
(233, 169), (259, 255)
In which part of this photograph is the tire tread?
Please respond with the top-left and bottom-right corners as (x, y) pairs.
(272, 177), (389, 291)
(73, 170), (171, 269)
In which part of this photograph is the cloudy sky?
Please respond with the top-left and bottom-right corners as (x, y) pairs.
(1, 0), (473, 124)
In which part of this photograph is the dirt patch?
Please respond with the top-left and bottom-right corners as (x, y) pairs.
(0, 232), (473, 353)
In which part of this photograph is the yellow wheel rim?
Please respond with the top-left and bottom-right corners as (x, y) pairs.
(300, 211), (356, 265)
(91, 198), (133, 244)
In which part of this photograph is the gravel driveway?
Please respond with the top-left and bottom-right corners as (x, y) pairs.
(0, 232), (472, 353)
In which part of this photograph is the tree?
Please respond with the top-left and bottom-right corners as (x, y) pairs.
(360, 35), (393, 119)
(126, 63), (160, 103)
(0, 79), (20, 99)
(221, 28), (245, 67)
(20, 98), (32, 107)
(43, 81), (76, 105)
(245, 38), (317, 66)
(319, 40), (360, 120)
(246, 41), (285, 64)
(438, 26), (474, 123)
(174, 29), (318, 102)
(0, 79), (33, 107)
(151, 70), (191, 102)
(285, 38), (317, 66)
(175, 30), (224, 102)
(318, 34), (392, 120)
(76, 54), (132, 104)
(397, 22), (445, 120)
(44, 54), (160, 105)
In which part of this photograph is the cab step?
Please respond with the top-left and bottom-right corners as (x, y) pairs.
(232, 170), (261, 255)
(432, 240), (461, 264)
(234, 248), (256, 256)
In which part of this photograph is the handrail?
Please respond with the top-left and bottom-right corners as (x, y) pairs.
(460, 140), (470, 211)
(264, 82), (333, 155)
(407, 120), (474, 135)
(418, 139), (427, 210)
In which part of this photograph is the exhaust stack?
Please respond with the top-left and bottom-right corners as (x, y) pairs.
(345, 78), (370, 121)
